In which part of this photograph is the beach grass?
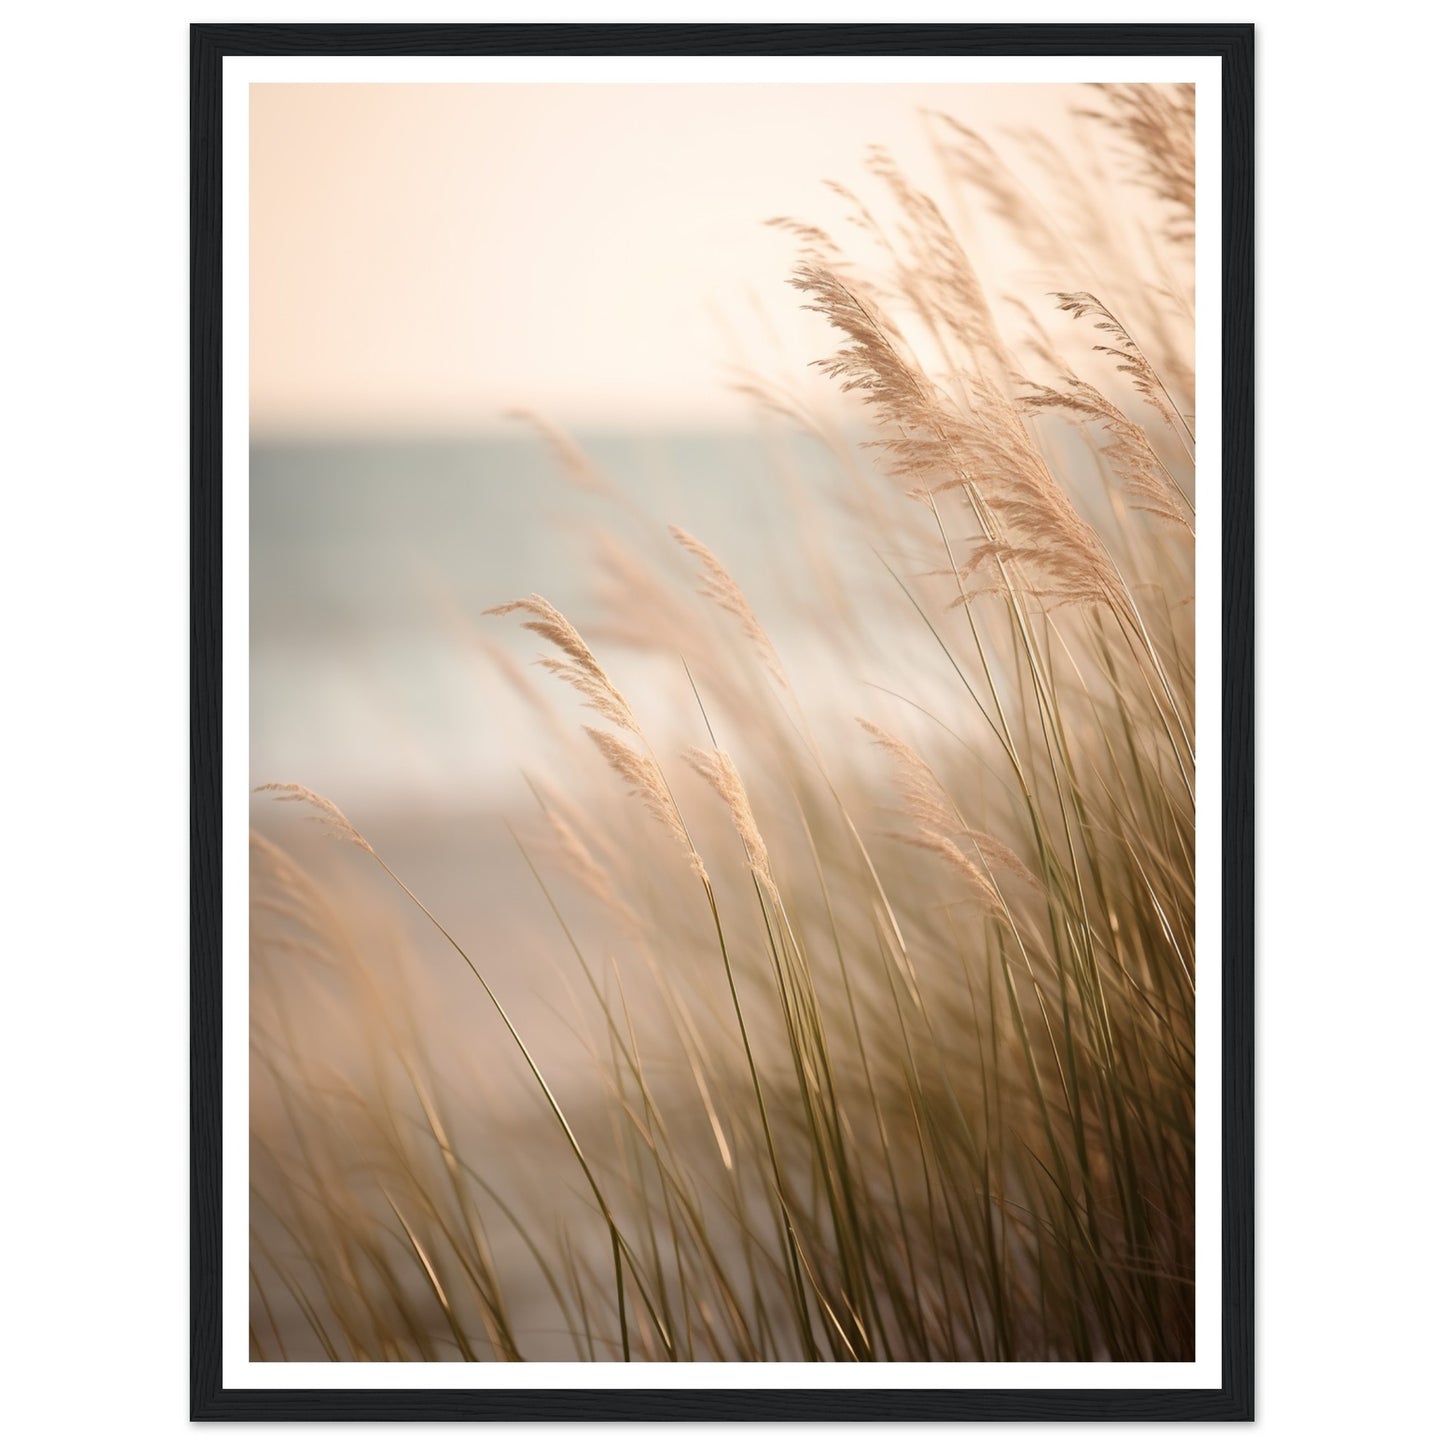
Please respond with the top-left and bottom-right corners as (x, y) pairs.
(249, 82), (1196, 1364)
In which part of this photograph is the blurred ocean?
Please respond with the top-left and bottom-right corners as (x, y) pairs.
(249, 426), (907, 1097)
(250, 428), (864, 818)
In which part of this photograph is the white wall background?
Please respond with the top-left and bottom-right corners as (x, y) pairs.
(2, 1), (1441, 1439)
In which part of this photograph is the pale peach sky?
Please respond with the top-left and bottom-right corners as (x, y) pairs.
(250, 82), (1089, 434)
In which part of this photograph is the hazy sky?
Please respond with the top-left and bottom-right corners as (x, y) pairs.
(250, 82), (1086, 434)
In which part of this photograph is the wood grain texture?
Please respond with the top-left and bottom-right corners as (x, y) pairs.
(1219, 20), (1256, 1428)
(190, 21), (1253, 1422)
(189, 17), (223, 1428)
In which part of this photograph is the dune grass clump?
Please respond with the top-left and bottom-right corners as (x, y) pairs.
(250, 83), (1197, 1363)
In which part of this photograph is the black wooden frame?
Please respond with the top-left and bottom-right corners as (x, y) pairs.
(191, 21), (1253, 1422)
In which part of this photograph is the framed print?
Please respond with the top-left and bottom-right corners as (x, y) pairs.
(191, 21), (1253, 1423)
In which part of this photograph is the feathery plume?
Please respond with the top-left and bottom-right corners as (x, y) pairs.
(959, 828), (1038, 892)
(254, 783), (376, 856)
(792, 262), (1125, 609)
(532, 780), (642, 935)
(763, 214), (844, 266)
(925, 113), (1066, 267)
(506, 408), (615, 497)
(485, 595), (639, 734)
(893, 828), (1007, 921)
(1019, 377), (1191, 528)
(686, 747), (779, 907)
(536, 789), (614, 902)
(859, 719), (958, 837)
(584, 727), (706, 884)
(1077, 83), (1195, 245)
(476, 630), (555, 714)
(1053, 292), (1176, 428)
(669, 527), (787, 688)
(865, 145), (1010, 380)
(590, 531), (701, 659)
(861, 720), (1038, 899)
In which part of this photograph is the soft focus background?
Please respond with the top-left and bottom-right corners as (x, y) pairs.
(251, 83), (1083, 434)
(250, 82), (1094, 817)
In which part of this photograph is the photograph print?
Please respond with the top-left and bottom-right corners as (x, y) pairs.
(195, 28), (1250, 1419)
